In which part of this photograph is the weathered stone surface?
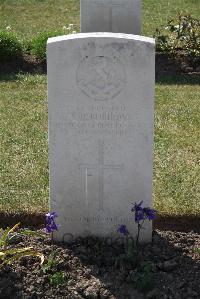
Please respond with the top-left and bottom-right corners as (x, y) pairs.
(47, 33), (155, 242)
(81, 0), (141, 35)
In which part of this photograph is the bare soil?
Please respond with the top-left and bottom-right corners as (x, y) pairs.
(0, 229), (199, 299)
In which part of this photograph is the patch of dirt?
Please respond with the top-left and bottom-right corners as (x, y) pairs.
(0, 230), (199, 298)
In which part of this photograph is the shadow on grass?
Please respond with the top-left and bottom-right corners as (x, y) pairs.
(0, 73), (21, 82)
(154, 215), (200, 233)
(0, 54), (199, 85)
(0, 212), (45, 229)
(156, 73), (200, 85)
(0, 56), (46, 81)
(155, 53), (200, 85)
(1, 71), (199, 85)
(0, 212), (200, 233)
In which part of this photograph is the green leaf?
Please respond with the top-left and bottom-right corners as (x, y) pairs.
(50, 272), (65, 286)
(0, 252), (5, 259)
(0, 227), (11, 248)
(0, 223), (20, 249)
(0, 249), (44, 268)
(4, 246), (34, 255)
(20, 229), (46, 238)
(42, 251), (59, 273)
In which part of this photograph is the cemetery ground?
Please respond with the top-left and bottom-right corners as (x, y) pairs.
(0, 229), (199, 298)
(1, 74), (199, 218)
(0, 63), (200, 298)
(0, 0), (199, 39)
(0, 0), (200, 298)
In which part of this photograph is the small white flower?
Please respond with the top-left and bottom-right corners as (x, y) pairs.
(63, 25), (67, 30)
(6, 25), (11, 30)
(67, 24), (74, 30)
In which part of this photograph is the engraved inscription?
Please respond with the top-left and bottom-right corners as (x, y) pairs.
(79, 140), (124, 211)
(64, 216), (132, 224)
(77, 56), (126, 101)
(54, 104), (130, 137)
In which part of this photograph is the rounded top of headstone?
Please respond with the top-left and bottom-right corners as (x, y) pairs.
(47, 33), (155, 46)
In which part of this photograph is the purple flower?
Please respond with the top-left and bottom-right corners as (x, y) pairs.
(143, 207), (156, 221)
(117, 224), (129, 235)
(45, 212), (58, 233)
(132, 201), (156, 223)
(132, 201), (145, 223)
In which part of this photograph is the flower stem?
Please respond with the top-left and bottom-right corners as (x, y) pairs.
(136, 219), (145, 250)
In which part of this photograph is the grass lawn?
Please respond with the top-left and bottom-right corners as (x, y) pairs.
(0, 0), (199, 39)
(154, 79), (200, 216)
(0, 75), (48, 213)
(0, 74), (199, 216)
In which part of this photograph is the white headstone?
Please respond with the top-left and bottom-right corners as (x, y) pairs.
(47, 33), (155, 242)
(81, 0), (141, 35)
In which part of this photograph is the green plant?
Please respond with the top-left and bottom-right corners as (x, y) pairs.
(116, 204), (156, 270)
(0, 223), (44, 268)
(155, 13), (200, 59)
(0, 30), (22, 62)
(115, 237), (138, 270)
(42, 251), (59, 274)
(133, 263), (155, 292)
(30, 30), (63, 61)
(50, 271), (65, 286)
(42, 249), (65, 286)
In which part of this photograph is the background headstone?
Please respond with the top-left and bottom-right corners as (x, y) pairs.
(47, 33), (155, 242)
(81, 0), (141, 35)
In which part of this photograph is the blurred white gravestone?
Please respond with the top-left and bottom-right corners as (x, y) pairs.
(81, 0), (141, 35)
(47, 33), (155, 242)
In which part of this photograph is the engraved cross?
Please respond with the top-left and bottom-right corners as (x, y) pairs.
(79, 140), (124, 211)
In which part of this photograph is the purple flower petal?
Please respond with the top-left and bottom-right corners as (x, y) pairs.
(117, 224), (129, 235)
(132, 202), (156, 223)
(45, 211), (59, 233)
(143, 207), (156, 221)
